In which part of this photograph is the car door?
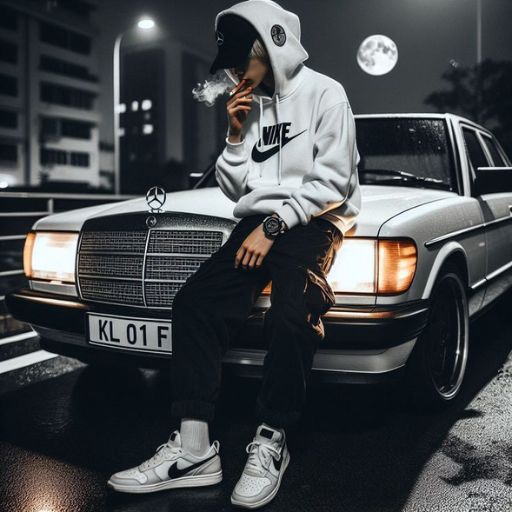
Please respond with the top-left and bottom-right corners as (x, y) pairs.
(479, 132), (512, 268)
(460, 124), (511, 280)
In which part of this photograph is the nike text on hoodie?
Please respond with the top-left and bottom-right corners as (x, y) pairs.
(214, 0), (362, 235)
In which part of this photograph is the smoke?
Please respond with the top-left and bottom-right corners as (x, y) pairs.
(192, 70), (235, 107)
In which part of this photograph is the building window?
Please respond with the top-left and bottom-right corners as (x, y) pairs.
(40, 55), (97, 82)
(40, 148), (67, 165)
(0, 38), (17, 64)
(40, 148), (90, 167)
(99, 141), (114, 152)
(40, 82), (96, 110)
(142, 99), (152, 110)
(0, 73), (18, 96)
(0, 142), (17, 163)
(0, 109), (17, 129)
(0, 5), (18, 31)
(39, 21), (91, 55)
(53, 0), (96, 19)
(41, 117), (59, 137)
(62, 119), (92, 139)
(70, 151), (89, 167)
(41, 116), (93, 140)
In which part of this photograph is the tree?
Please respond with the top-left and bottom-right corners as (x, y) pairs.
(424, 58), (512, 158)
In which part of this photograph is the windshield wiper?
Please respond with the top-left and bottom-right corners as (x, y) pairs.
(359, 168), (446, 185)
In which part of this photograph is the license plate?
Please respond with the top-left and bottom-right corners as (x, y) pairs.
(86, 313), (172, 354)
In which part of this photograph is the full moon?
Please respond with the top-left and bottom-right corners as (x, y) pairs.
(357, 34), (398, 76)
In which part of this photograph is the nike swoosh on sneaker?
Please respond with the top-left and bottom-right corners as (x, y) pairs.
(167, 454), (217, 479)
(252, 129), (307, 163)
(272, 455), (283, 472)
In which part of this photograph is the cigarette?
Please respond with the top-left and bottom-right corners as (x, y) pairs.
(229, 78), (249, 97)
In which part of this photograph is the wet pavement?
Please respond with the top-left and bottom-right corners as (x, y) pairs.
(0, 290), (511, 512)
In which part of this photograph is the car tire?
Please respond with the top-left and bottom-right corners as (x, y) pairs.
(402, 262), (469, 412)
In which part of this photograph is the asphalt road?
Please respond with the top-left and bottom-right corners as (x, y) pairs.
(0, 290), (511, 512)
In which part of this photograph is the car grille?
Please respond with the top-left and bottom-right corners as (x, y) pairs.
(77, 228), (225, 309)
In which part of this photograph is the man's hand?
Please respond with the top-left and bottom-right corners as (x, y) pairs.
(234, 223), (275, 270)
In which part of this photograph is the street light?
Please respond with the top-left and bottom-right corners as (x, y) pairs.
(113, 17), (156, 195)
(138, 18), (155, 30)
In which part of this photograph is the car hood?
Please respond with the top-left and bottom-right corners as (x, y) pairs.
(34, 187), (236, 231)
(34, 185), (455, 235)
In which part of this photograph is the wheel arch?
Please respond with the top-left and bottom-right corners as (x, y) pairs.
(421, 242), (469, 300)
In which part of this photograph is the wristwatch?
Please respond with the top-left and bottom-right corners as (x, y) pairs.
(261, 213), (288, 240)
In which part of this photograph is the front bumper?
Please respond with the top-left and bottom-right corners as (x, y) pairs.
(6, 288), (430, 383)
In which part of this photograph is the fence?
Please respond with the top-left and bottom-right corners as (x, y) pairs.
(0, 191), (137, 337)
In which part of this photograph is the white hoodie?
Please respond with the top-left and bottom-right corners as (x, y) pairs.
(214, 0), (361, 235)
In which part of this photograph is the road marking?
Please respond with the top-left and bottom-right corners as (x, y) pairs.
(0, 350), (58, 374)
(0, 330), (38, 346)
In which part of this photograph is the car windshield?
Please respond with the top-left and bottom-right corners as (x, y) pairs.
(196, 117), (456, 192)
(355, 118), (456, 191)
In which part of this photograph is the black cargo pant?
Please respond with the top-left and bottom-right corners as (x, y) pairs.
(169, 213), (344, 428)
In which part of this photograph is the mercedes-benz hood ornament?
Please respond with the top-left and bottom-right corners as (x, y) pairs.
(145, 186), (166, 213)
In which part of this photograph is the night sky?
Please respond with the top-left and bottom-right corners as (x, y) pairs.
(94, 0), (512, 144)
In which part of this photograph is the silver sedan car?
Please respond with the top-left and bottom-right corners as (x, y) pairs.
(6, 113), (512, 411)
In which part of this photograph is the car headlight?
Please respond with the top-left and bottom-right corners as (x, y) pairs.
(23, 231), (79, 283)
(329, 238), (417, 294)
(260, 237), (417, 296)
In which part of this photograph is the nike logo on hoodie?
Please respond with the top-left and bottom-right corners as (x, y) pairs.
(252, 124), (307, 162)
(251, 123), (307, 162)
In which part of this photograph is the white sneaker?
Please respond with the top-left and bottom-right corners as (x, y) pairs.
(107, 429), (222, 493)
(231, 423), (291, 509)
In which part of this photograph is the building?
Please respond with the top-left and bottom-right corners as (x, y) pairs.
(118, 35), (225, 194)
(0, 0), (103, 190)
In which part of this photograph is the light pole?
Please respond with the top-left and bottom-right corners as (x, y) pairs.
(113, 17), (156, 195)
(475, 0), (482, 123)
(476, 0), (482, 66)
(446, 0), (483, 120)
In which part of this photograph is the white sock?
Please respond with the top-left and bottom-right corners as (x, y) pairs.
(180, 418), (211, 457)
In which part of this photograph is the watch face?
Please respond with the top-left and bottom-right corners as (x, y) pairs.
(264, 216), (281, 235)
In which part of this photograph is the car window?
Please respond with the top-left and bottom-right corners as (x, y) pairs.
(355, 118), (456, 191)
(462, 127), (490, 171)
(493, 136), (512, 166)
(481, 134), (507, 167)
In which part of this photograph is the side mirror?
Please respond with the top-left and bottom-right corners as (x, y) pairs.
(473, 167), (512, 195)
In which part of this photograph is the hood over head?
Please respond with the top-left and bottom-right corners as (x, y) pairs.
(215, 0), (309, 100)
(213, 0), (310, 185)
